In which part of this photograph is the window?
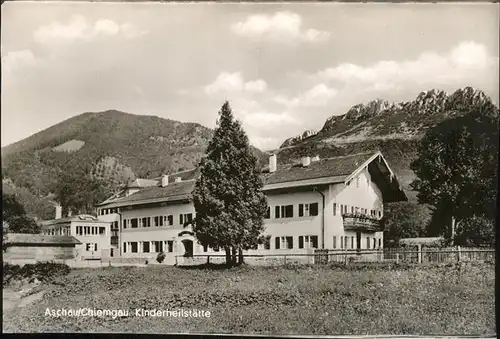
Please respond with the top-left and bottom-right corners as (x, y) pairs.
(378, 211), (382, 218)
(213, 245), (220, 252)
(276, 205), (294, 218)
(180, 213), (193, 225)
(99, 227), (105, 235)
(123, 242), (127, 253)
(276, 236), (293, 249)
(366, 237), (370, 249)
(298, 203), (318, 217)
(351, 236), (354, 249)
(333, 236), (337, 249)
(351, 206), (355, 214)
(113, 221), (119, 229)
(373, 238), (376, 249)
(299, 236), (318, 249)
(355, 207), (359, 214)
(154, 216), (159, 226)
(142, 217), (151, 227)
(167, 241), (174, 253)
(123, 219), (128, 229)
(158, 216), (164, 226)
(203, 244), (208, 252)
(167, 215), (174, 226)
(131, 242), (138, 253)
(86, 243), (97, 251)
(264, 236), (271, 250)
(378, 238), (381, 248)
(344, 236), (348, 249)
(130, 218), (138, 228)
(143, 242), (150, 253)
(265, 207), (270, 219)
(340, 236), (343, 249)
(333, 203), (337, 216)
(154, 241), (163, 253)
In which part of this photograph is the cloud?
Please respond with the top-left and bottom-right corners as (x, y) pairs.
(248, 135), (280, 151)
(1, 49), (36, 73)
(243, 111), (299, 129)
(34, 15), (148, 44)
(275, 84), (337, 108)
(204, 72), (268, 95)
(316, 41), (496, 91)
(231, 11), (330, 43)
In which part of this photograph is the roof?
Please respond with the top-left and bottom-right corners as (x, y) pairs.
(102, 180), (195, 209)
(261, 152), (375, 186)
(128, 178), (159, 188)
(5, 233), (82, 245)
(98, 151), (407, 208)
(98, 168), (201, 207)
(40, 214), (107, 226)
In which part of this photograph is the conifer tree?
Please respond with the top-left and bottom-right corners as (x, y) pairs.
(192, 102), (267, 266)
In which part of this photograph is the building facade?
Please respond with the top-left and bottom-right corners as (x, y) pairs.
(40, 215), (113, 259)
(95, 151), (407, 263)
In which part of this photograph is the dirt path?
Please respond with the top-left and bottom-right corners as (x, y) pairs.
(2, 284), (45, 313)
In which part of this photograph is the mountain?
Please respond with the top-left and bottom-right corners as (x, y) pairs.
(1, 110), (268, 218)
(275, 87), (496, 201)
(280, 129), (317, 148)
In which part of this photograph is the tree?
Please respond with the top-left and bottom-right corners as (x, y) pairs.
(410, 102), (499, 244)
(2, 193), (41, 234)
(383, 202), (431, 247)
(192, 101), (268, 266)
(52, 169), (111, 217)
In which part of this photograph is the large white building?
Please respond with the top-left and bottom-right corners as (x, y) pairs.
(95, 151), (407, 263)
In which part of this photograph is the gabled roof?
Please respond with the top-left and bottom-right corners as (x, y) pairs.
(262, 152), (374, 186)
(102, 180), (195, 209)
(128, 178), (159, 189)
(97, 151), (407, 208)
(40, 214), (107, 226)
(6, 233), (82, 245)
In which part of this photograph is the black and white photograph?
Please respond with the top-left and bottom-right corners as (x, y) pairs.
(1, 1), (498, 336)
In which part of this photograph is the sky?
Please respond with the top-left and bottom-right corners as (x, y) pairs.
(2, 2), (499, 150)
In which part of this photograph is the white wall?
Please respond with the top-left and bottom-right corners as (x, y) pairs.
(264, 191), (322, 251)
(71, 221), (112, 259)
(120, 203), (199, 258)
(325, 168), (384, 249)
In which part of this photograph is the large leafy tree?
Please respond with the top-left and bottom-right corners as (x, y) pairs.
(410, 102), (498, 245)
(52, 168), (111, 217)
(383, 202), (431, 247)
(192, 102), (268, 266)
(2, 193), (41, 235)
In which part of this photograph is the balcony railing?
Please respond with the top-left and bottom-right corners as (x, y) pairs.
(342, 213), (383, 232)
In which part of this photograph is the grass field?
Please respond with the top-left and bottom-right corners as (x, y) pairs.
(2, 262), (496, 335)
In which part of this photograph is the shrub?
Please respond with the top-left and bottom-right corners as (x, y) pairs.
(156, 252), (166, 263)
(3, 262), (71, 286)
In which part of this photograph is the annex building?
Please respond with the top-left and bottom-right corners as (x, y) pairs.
(95, 151), (407, 263)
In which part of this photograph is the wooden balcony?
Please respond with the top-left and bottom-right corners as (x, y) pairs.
(342, 214), (383, 232)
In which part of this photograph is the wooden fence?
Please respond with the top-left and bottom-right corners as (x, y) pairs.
(175, 247), (495, 267)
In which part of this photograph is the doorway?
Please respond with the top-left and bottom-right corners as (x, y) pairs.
(182, 239), (193, 257)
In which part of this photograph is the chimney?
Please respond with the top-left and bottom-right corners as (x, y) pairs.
(269, 154), (277, 173)
(55, 205), (62, 219)
(161, 174), (169, 187)
(175, 177), (182, 183)
(312, 155), (320, 162)
(302, 156), (311, 167)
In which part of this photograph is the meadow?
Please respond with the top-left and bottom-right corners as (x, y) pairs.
(2, 262), (496, 335)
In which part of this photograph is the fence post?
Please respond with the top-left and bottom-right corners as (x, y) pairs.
(396, 253), (399, 264)
(418, 244), (422, 264)
(457, 246), (461, 262)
